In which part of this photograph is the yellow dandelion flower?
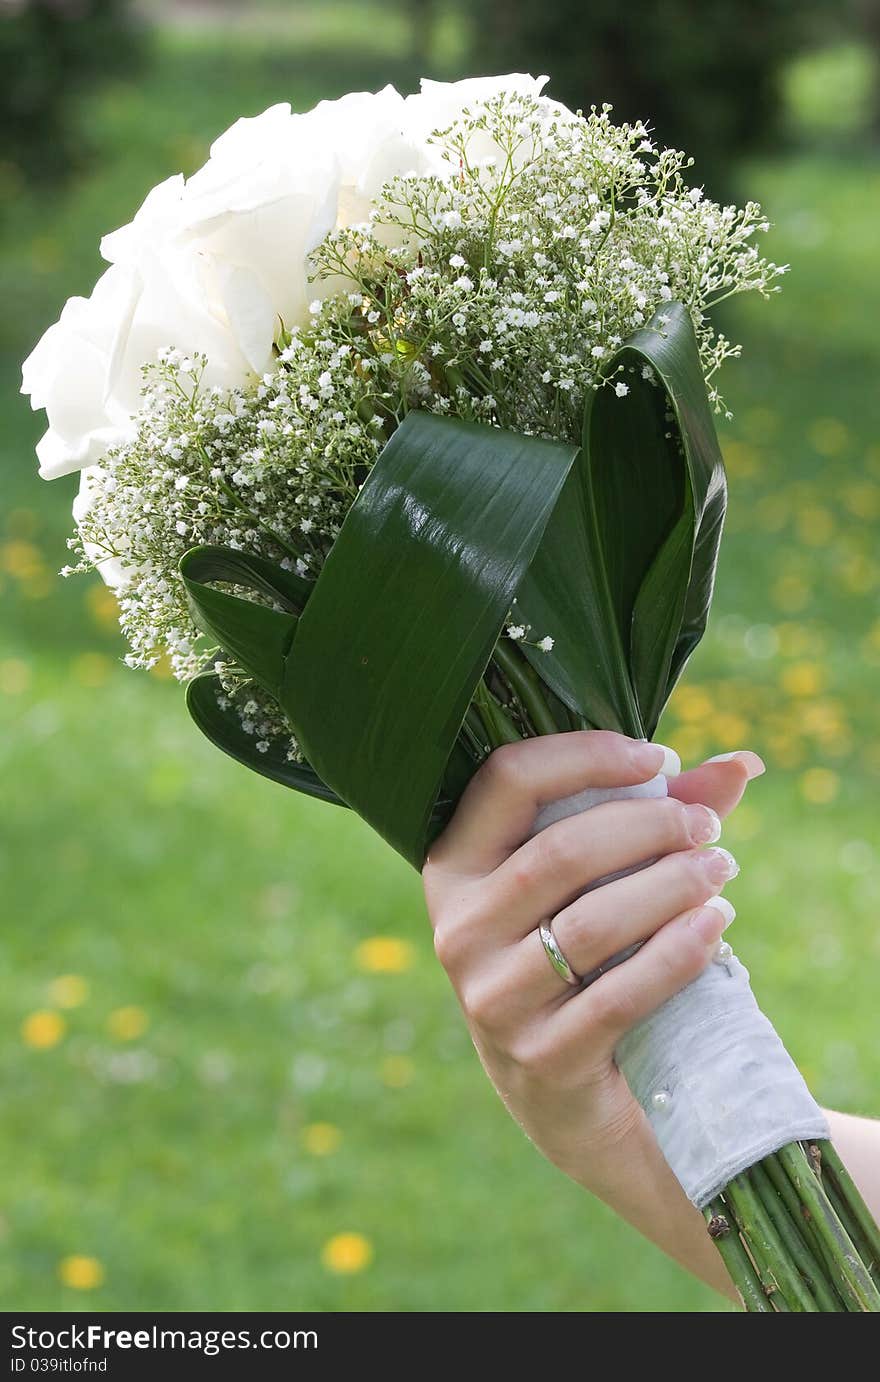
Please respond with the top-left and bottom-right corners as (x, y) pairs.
(49, 975), (89, 1010)
(722, 440), (758, 478)
(72, 652), (112, 688)
(355, 937), (414, 974)
(782, 662), (825, 697)
(106, 1006), (149, 1041)
(841, 482), (880, 521)
(381, 1055), (415, 1088)
(302, 1122), (342, 1156)
(22, 1010), (65, 1050)
(796, 505), (834, 547)
(799, 767), (840, 805)
(839, 553), (877, 595)
(772, 573), (810, 613)
(711, 713), (751, 746)
(0, 539), (44, 578)
(86, 583), (119, 628)
(59, 1255), (104, 1290)
(0, 658), (31, 695)
(672, 686), (714, 722)
(765, 734), (805, 771)
(776, 623), (818, 658)
(799, 701), (844, 739)
(321, 1232), (373, 1275)
(664, 726), (706, 766)
(807, 418), (849, 457)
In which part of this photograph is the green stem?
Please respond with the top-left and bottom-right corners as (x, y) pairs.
(724, 1173), (816, 1311)
(703, 1200), (772, 1312)
(461, 707), (491, 762)
(821, 1173), (876, 1289)
(778, 1142), (880, 1312)
(819, 1140), (880, 1285)
(471, 679), (523, 748)
(763, 1151), (836, 1284)
(750, 1161), (838, 1310)
(492, 638), (560, 737)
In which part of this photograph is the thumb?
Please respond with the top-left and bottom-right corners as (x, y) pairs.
(667, 750), (765, 819)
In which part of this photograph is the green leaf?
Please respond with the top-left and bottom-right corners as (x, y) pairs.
(516, 301), (726, 738)
(185, 666), (344, 805)
(180, 544), (311, 611)
(179, 545), (302, 701)
(512, 450), (645, 737)
(623, 304), (727, 730)
(282, 411), (579, 867)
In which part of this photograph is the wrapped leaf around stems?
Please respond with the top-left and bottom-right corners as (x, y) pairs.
(182, 302), (726, 867)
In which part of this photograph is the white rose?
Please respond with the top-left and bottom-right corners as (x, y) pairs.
(21, 266), (138, 481)
(21, 249), (255, 480)
(406, 74), (567, 170)
(306, 84), (431, 228)
(147, 104), (343, 369)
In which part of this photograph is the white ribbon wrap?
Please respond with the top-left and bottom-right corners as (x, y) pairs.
(532, 774), (829, 1208)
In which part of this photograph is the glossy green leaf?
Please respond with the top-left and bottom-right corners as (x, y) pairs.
(624, 304), (727, 730)
(180, 545), (302, 701)
(517, 301), (726, 738)
(282, 411), (579, 866)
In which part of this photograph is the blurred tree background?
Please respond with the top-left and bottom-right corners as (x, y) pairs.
(0, 0), (145, 183)
(1, 0), (878, 1313)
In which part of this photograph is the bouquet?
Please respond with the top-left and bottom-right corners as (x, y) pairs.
(23, 75), (880, 1311)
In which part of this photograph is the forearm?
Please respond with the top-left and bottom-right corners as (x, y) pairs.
(580, 1112), (737, 1302)
(824, 1109), (880, 1220)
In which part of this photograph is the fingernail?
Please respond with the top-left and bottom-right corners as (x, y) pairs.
(701, 846), (740, 885)
(704, 894), (736, 929)
(684, 803), (722, 845)
(706, 750), (766, 780)
(689, 906), (727, 943)
(637, 741), (681, 777)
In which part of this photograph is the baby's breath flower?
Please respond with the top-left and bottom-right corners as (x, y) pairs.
(69, 91), (782, 756)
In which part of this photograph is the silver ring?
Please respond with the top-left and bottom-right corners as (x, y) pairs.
(539, 919), (581, 987)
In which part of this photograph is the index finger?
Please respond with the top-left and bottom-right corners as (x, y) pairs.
(425, 731), (678, 878)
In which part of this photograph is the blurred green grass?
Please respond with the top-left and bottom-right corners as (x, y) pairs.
(1, 18), (879, 1312)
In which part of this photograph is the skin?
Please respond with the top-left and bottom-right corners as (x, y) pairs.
(422, 731), (880, 1301)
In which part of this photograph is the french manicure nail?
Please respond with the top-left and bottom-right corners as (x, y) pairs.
(685, 803), (722, 844)
(702, 846), (740, 885)
(706, 750), (766, 779)
(704, 894), (736, 929)
(653, 742), (681, 778)
(633, 740), (681, 778)
(689, 906), (727, 943)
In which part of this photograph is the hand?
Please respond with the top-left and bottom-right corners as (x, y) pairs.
(423, 730), (764, 1293)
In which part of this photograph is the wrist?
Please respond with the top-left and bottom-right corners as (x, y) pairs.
(576, 1110), (737, 1300)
